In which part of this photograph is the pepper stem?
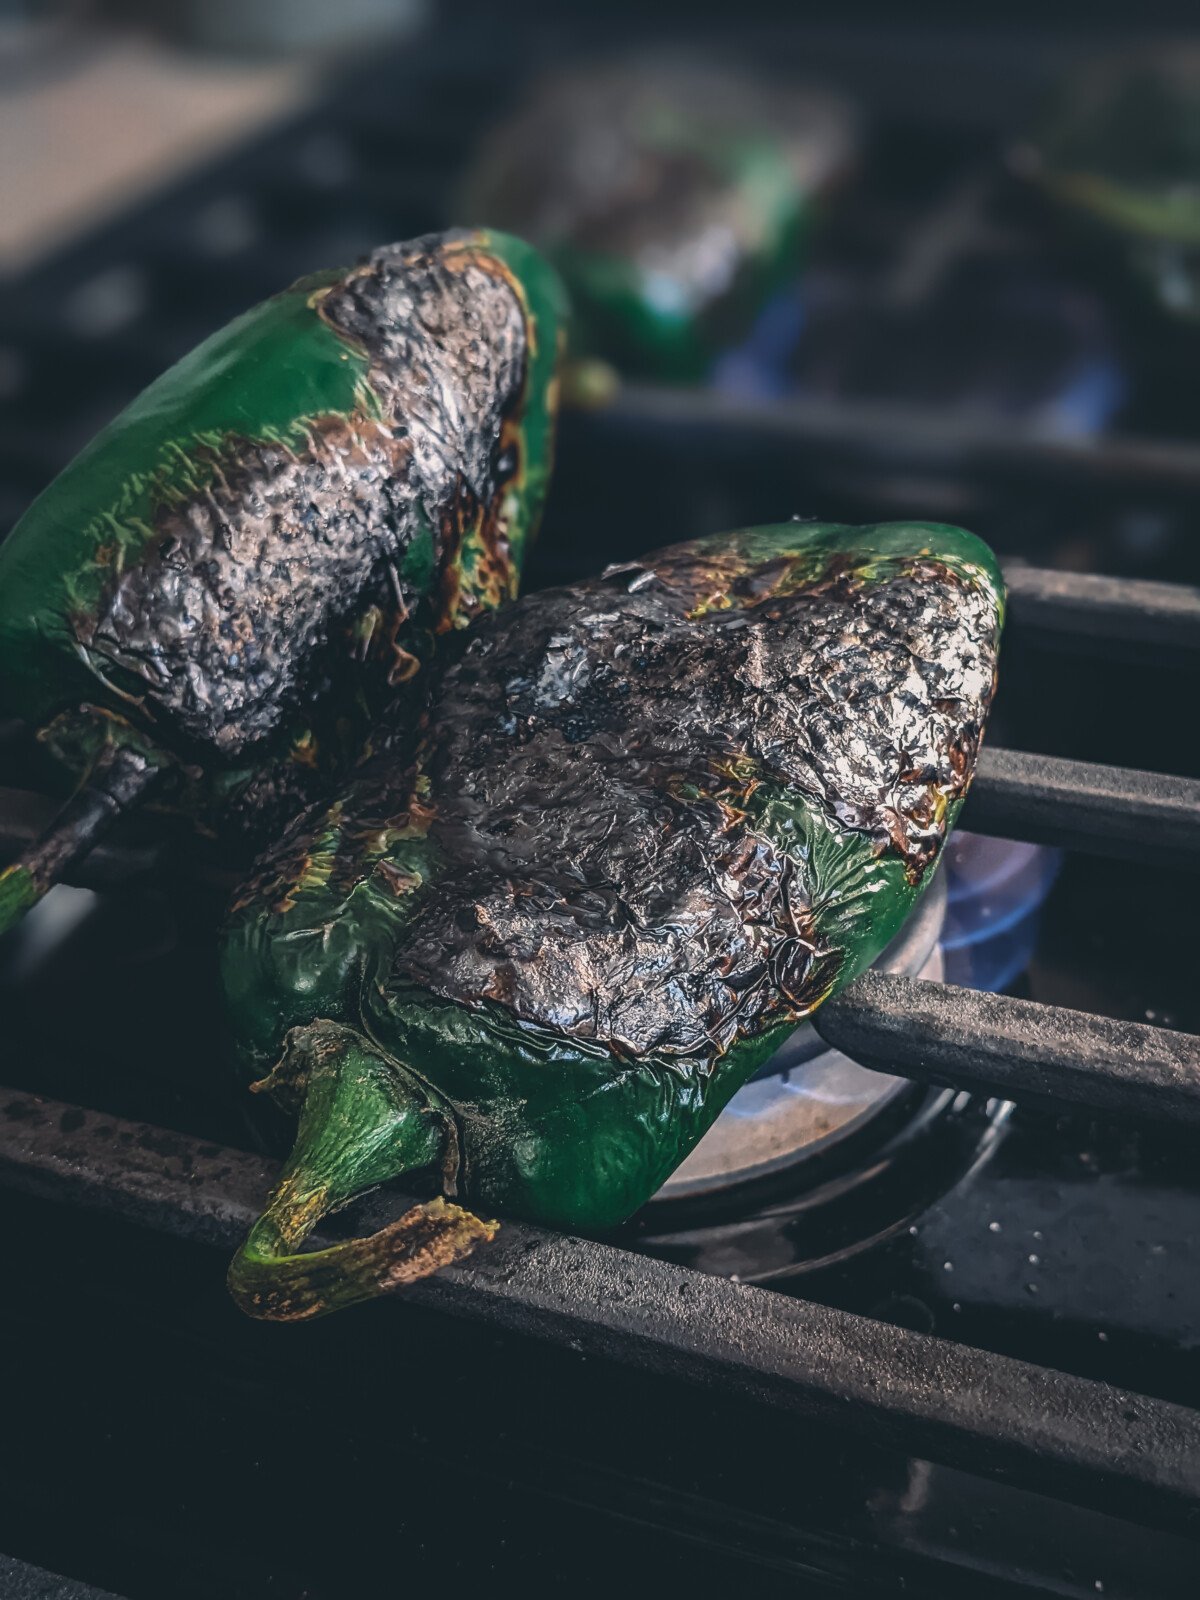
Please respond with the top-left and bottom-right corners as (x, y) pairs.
(228, 1021), (495, 1322)
(0, 744), (159, 934)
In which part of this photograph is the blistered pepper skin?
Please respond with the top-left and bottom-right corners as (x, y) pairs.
(0, 229), (566, 927)
(222, 521), (1004, 1320)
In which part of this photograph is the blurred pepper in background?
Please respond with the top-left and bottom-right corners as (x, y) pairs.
(1016, 46), (1200, 327)
(461, 59), (857, 382)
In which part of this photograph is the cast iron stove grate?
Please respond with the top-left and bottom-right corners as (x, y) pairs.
(2, 14), (1200, 1600)
(1, 493), (1198, 1600)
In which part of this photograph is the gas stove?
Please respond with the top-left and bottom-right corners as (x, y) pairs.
(646, 831), (1059, 1214)
(1, 11), (1199, 1599)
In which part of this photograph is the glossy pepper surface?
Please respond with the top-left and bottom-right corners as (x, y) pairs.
(222, 520), (1004, 1320)
(462, 63), (855, 381)
(0, 229), (566, 929)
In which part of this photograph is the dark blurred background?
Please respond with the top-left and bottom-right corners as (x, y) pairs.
(4, 0), (1199, 790)
(3, 0), (1200, 583)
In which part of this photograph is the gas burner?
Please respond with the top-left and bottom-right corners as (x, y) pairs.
(712, 263), (1126, 443)
(633, 1085), (1011, 1285)
(646, 831), (1057, 1206)
(940, 831), (1061, 992)
(653, 871), (948, 1202)
(634, 843), (1045, 1282)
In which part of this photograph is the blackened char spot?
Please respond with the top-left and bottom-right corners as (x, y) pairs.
(82, 234), (529, 782)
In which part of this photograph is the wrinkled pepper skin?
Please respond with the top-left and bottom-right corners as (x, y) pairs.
(462, 64), (856, 381)
(0, 229), (566, 927)
(1022, 50), (1200, 325)
(221, 520), (1004, 1320)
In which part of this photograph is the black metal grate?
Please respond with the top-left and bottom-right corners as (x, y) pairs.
(0, 550), (1198, 1537)
(2, 14), (1199, 1595)
(2, 1083), (1199, 1538)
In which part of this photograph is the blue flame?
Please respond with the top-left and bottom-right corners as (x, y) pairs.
(941, 833), (1061, 993)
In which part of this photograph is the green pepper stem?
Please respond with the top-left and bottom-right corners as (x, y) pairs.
(0, 744), (159, 934)
(228, 1021), (495, 1322)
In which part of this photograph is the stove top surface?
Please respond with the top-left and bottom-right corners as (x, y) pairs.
(1, 11), (1198, 1598)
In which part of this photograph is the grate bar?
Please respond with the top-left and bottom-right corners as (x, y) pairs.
(1003, 566), (1200, 664)
(815, 972), (1200, 1125)
(964, 747), (1200, 866)
(0, 1089), (1198, 1536)
(603, 384), (1200, 494)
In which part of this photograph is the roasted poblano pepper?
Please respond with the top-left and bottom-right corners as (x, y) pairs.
(0, 230), (566, 931)
(1019, 50), (1200, 324)
(221, 520), (1004, 1320)
(462, 63), (856, 381)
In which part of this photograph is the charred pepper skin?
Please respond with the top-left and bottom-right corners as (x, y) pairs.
(0, 229), (566, 931)
(222, 520), (1004, 1321)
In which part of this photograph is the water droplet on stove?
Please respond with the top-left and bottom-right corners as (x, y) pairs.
(951, 1302), (962, 1313)
(1028, 1253), (1040, 1266)
(1094, 1583), (1104, 1594)
(1025, 1282), (1039, 1295)
(1033, 1230), (1043, 1241)
(943, 1260), (954, 1272)
(1098, 1331), (1109, 1342)
(729, 1273), (741, 1283)
(1150, 1243), (1166, 1255)
(908, 1224), (919, 1236)
(988, 1221), (1001, 1233)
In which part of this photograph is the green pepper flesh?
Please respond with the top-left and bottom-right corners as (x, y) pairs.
(222, 519), (1004, 1319)
(0, 229), (567, 929)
